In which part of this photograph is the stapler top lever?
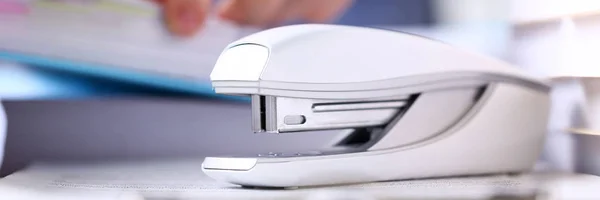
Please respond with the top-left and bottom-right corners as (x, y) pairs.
(203, 24), (551, 188)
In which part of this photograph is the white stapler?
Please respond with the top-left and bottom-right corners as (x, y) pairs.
(202, 24), (551, 188)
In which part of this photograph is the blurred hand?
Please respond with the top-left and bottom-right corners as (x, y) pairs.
(152, 0), (353, 37)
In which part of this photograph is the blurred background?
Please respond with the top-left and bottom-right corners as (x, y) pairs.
(0, 0), (597, 177)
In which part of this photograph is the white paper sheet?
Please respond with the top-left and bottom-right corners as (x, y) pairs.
(1, 158), (599, 200)
(0, 1), (261, 82)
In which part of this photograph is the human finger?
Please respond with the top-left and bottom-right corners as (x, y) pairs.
(161, 0), (211, 37)
(299, 0), (353, 23)
(217, 0), (287, 27)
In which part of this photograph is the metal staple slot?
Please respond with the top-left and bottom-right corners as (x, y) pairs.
(259, 95), (267, 132)
(264, 96), (278, 133)
(251, 95), (264, 133)
(312, 100), (408, 112)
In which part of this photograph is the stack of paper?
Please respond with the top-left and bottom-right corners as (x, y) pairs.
(0, 0), (261, 96)
(1, 158), (599, 200)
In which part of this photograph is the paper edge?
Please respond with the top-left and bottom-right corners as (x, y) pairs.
(566, 127), (600, 136)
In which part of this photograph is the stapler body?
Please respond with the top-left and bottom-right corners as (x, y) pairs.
(202, 24), (551, 188)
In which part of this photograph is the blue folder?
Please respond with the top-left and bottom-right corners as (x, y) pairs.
(0, 51), (245, 102)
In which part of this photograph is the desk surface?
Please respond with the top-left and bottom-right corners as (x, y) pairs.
(1, 158), (599, 200)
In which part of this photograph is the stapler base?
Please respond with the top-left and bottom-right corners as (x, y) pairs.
(202, 83), (550, 188)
